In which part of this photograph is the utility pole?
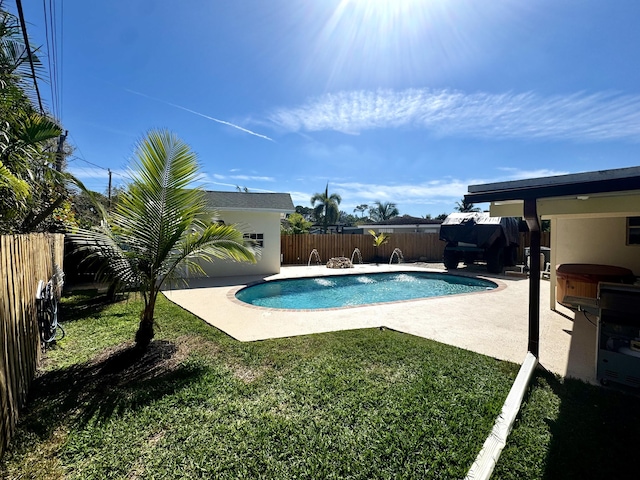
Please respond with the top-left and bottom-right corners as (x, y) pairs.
(55, 130), (68, 172)
(108, 169), (112, 208)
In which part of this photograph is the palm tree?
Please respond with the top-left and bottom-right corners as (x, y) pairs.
(68, 130), (258, 350)
(455, 198), (481, 213)
(353, 203), (369, 219)
(369, 201), (399, 222)
(310, 183), (341, 233)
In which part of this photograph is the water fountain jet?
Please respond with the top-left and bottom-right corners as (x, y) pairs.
(308, 249), (322, 266)
(389, 248), (404, 265)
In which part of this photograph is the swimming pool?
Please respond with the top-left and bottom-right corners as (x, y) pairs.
(235, 271), (497, 310)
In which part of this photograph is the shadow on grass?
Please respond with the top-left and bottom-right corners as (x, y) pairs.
(18, 340), (207, 442)
(60, 290), (132, 323)
(540, 370), (640, 479)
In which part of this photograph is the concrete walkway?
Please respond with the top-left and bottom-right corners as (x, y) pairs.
(164, 264), (597, 384)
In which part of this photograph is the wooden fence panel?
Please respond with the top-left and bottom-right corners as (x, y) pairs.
(281, 232), (550, 265)
(0, 233), (63, 457)
(516, 231), (551, 264)
(281, 233), (446, 265)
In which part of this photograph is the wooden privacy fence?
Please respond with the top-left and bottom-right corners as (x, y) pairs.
(0, 233), (64, 457)
(281, 232), (550, 265)
(282, 233), (445, 265)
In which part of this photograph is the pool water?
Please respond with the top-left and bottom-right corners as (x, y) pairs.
(235, 271), (497, 310)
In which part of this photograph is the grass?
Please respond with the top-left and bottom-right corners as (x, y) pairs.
(2, 291), (640, 479)
(494, 371), (640, 479)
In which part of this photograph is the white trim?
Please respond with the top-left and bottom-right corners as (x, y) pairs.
(465, 352), (538, 480)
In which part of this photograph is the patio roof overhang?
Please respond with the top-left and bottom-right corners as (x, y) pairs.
(464, 166), (640, 204)
(461, 166), (640, 358)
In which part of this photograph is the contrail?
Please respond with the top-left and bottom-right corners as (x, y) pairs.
(125, 88), (274, 141)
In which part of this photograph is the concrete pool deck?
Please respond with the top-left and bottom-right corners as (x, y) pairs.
(163, 263), (598, 384)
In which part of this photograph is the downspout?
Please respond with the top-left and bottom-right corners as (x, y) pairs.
(524, 198), (541, 357)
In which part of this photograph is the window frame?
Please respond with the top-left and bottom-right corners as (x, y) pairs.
(243, 233), (264, 248)
(626, 216), (640, 245)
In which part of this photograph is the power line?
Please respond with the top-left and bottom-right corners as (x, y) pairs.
(42, 0), (62, 120)
(68, 155), (127, 178)
(68, 155), (107, 171)
(58, 0), (63, 118)
(42, 0), (54, 116)
(50, 0), (61, 118)
(67, 133), (128, 177)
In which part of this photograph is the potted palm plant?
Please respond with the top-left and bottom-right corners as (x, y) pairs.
(368, 230), (389, 264)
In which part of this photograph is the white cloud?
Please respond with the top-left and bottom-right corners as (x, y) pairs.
(229, 175), (275, 182)
(496, 167), (569, 180)
(211, 172), (275, 182)
(268, 88), (640, 142)
(334, 179), (469, 206)
(325, 167), (576, 215)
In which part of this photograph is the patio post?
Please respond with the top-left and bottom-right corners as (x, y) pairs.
(524, 198), (540, 357)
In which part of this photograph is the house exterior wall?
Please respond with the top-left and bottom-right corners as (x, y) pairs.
(549, 215), (640, 307)
(491, 197), (640, 309)
(554, 217), (639, 274)
(198, 210), (282, 277)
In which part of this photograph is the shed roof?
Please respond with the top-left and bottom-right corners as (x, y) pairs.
(205, 191), (295, 213)
(465, 166), (640, 203)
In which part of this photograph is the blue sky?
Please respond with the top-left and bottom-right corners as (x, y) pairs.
(18, 0), (640, 217)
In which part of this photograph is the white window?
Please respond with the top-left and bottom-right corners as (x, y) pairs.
(244, 233), (264, 247)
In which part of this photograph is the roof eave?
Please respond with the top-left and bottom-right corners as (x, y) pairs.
(465, 175), (640, 203)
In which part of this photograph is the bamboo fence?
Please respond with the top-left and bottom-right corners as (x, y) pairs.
(0, 233), (64, 457)
(281, 232), (550, 265)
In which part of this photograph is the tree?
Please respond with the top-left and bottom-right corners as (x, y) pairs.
(0, 7), (67, 233)
(338, 211), (358, 226)
(435, 213), (449, 221)
(69, 189), (111, 229)
(283, 212), (312, 234)
(369, 201), (399, 222)
(455, 198), (481, 213)
(353, 203), (369, 219)
(68, 130), (258, 350)
(310, 183), (341, 233)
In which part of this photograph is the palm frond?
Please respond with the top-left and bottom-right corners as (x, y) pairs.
(0, 158), (28, 198)
(160, 222), (258, 287)
(66, 228), (140, 287)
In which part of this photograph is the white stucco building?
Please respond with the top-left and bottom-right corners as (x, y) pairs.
(197, 191), (294, 277)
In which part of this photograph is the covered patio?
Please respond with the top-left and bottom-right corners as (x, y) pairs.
(464, 166), (640, 380)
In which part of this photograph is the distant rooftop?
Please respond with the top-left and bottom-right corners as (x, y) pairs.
(204, 191), (294, 213)
(364, 215), (442, 226)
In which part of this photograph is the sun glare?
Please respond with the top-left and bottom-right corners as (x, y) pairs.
(292, 0), (521, 89)
(311, 0), (455, 86)
(332, 0), (432, 38)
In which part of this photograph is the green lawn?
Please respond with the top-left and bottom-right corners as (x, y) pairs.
(2, 292), (640, 479)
